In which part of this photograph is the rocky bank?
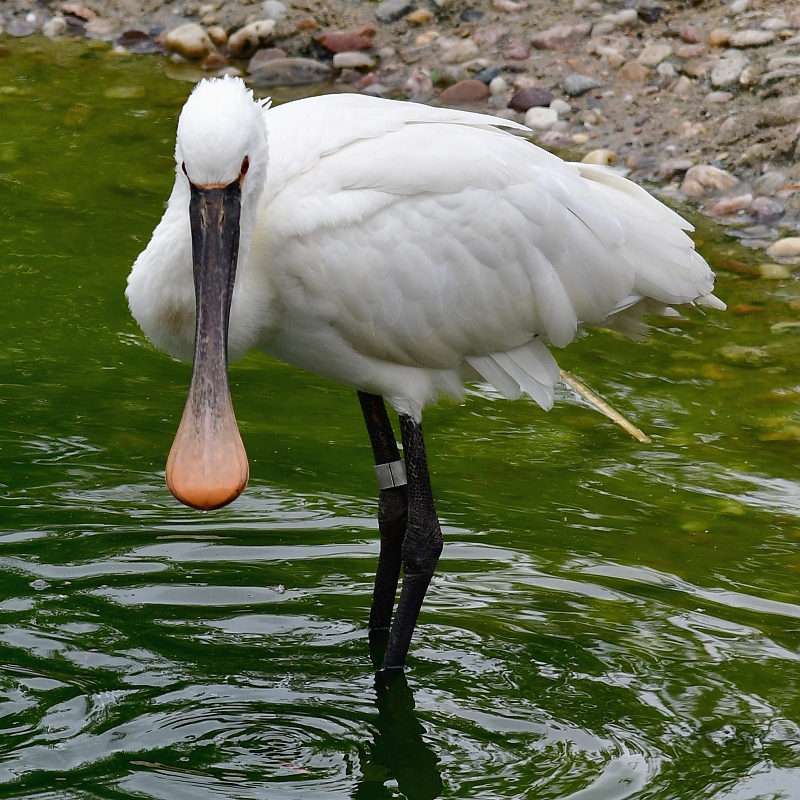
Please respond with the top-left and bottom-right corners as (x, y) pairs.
(4, 0), (800, 263)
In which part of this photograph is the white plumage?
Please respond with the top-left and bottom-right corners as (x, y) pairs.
(127, 77), (723, 422)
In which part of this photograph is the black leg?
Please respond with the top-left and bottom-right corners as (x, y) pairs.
(358, 392), (408, 638)
(381, 414), (443, 675)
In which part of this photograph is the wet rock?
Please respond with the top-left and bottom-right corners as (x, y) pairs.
(766, 237), (800, 260)
(43, 16), (68, 38)
(619, 61), (649, 81)
(658, 158), (694, 180)
(249, 57), (332, 86)
(201, 51), (230, 70)
(760, 263), (793, 280)
(581, 149), (617, 165)
(638, 42), (672, 66)
(753, 170), (790, 195)
(63, 3), (97, 21)
(85, 18), (117, 39)
(207, 26), (227, 47)
(681, 165), (739, 197)
(718, 345), (771, 366)
(228, 20), (277, 58)
(710, 50), (749, 88)
(729, 30), (776, 48)
(562, 73), (602, 96)
(332, 51), (375, 69)
(750, 197), (784, 223)
(707, 194), (753, 215)
(165, 23), (212, 60)
(375, 0), (416, 24)
(6, 18), (37, 36)
(509, 86), (553, 111)
(318, 26), (375, 53)
(248, 48), (287, 71)
(438, 79), (490, 104)
(531, 22), (591, 53)
(117, 29), (165, 54)
(524, 106), (558, 130)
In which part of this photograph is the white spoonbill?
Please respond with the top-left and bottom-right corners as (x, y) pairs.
(127, 76), (724, 675)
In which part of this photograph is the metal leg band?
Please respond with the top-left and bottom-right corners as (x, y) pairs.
(375, 459), (407, 490)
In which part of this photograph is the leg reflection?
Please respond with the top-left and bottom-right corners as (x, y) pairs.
(353, 673), (443, 800)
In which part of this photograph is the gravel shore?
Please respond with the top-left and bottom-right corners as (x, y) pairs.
(4, 0), (800, 261)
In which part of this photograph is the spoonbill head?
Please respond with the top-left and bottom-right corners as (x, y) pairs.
(127, 77), (723, 674)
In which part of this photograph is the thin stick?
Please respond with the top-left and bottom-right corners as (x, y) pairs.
(559, 369), (651, 444)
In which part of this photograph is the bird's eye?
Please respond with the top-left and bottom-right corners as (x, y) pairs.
(240, 156), (249, 176)
(181, 162), (187, 177)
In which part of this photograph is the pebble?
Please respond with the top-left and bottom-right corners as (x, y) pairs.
(657, 62), (677, 82)
(637, 42), (672, 66)
(375, 0), (416, 24)
(658, 157), (694, 180)
(581, 149), (617, 165)
(670, 76), (693, 94)
(503, 41), (531, 60)
(759, 96), (800, 127)
(562, 73), (602, 96)
(603, 9), (639, 29)
(262, 1), (287, 21)
(439, 38), (479, 64)
(750, 197), (784, 223)
(704, 90), (733, 105)
(524, 106), (558, 130)
(489, 76), (509, 96)
(494, 0), (529, 12)
(201, 51), (229, 70)
(228, 20), (277, 58)
(509, 86), (553, 111)
(766, 238), (800, 259)
(165, 23), (212, 60)
(550, 98), (572, 115)
(680, 24), (700, 44)
(318, 26), (375, 53)
(539, 130), (574, 147)
(406, 8), (434, 25)
(708, 29), (731, 48)
(6, 19), (37, 36)
(332, 51), (376, 70)
(619, 60), (649, 81)
(248, 48), (286, 71)
(729, 30), (776, 48)
(710, 50), (749, 88)
(438, 79), (490, 104)
(638, 5), (664, 24)
(681, 165), (739, 197)
(248, 57), (332, 86)
(476, 66), (502, 84)
(43, 16), (68, 38)
(706, 193), (753, 215)
(531, 22), (592, 52)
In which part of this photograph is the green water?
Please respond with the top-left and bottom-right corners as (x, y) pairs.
(2, 36), (800, 800)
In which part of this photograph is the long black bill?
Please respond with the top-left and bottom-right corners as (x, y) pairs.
(166, 180), (249, 510)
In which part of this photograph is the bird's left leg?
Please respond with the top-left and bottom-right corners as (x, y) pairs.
(358, 392), (408, 639)
(381, 415), (443, 675)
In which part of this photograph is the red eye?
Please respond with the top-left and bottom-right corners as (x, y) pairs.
(241, 156), (249, 176)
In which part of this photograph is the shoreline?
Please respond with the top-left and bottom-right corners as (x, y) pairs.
(4, 0), (800, 263)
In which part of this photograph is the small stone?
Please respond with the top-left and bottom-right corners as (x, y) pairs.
(766, 238), (800, 260)
(561, 73), (602, 96)
(489, 76), (508, 96)
(228, 20), (277, 58)
(296, 18), (318, 31)
(375, 0), (416, 24)
(658, 158), (694, 180)
(718, 345), (771, 366)
(318, 26), (376, 53)
(619, 60), (649, 81)
(332, 51), (376, 69)
(710, 51), (749, 88)
(706, 193), (753, 215)
(581, 149), (617, 165)
(680, 24), (700, 44)
(461, 9), (485, 22)
(670, 75), (693, 95)
(84, 18), (116, 39)
(165, 23), (212, 60)
(524, 106), (558, 130)
(63, 3), (96, 21)
(207, 26), (227, 47)
(638, 5), (664, 24)
(759, 96), (800, 127)
(249, 57), (332, 86)
(439, 38), (479, 64)
(438, 79), (490, 104)
(603, 9), (638, 28)
(705, 90), (732, 105)
(708, 29), (731, 47)
(248, 48), (287, 71)
(730, 30), (776, 48)
(760, 263), (793, 279)
(729, 0), (750, 14)
(494, 0), (528, 11)
(262, 0), (286, 21)
(539, 130), (574, 147)
(550, 98), (572, 115)
(657, 62), (677, 82)
(675, 44), (705, 58)
(43, 16), (68, 38)
(503, 41), (531, 60)
(406, 8), (434, 24)
(638, 41), (672, 66)
(681, 165), (739, 197)
(6, 19), (36, 36)
(750, 197), (784, 223)
(201, 51), (229, 70)
(509, 86), (554, 111)
(531, 22), (592, 53)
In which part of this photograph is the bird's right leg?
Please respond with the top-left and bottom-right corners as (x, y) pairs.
(358, 392), (408, 638)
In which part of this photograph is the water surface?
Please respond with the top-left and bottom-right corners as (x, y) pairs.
(1, 36), (800, 800)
